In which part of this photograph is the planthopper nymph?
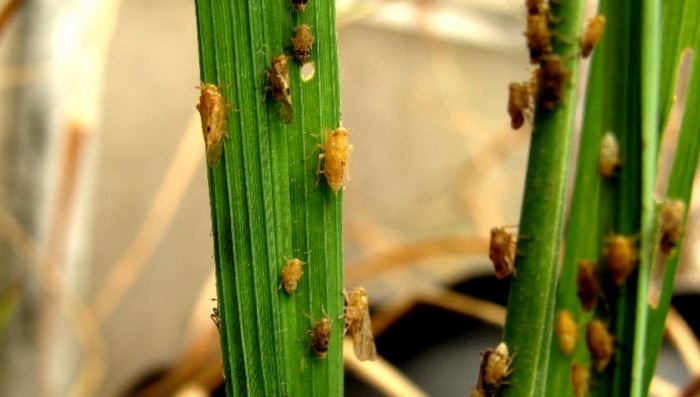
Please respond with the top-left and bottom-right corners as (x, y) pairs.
(291, 24), (315, 64)
(311, 127), (354, 193)
(303, 308), (333, 359)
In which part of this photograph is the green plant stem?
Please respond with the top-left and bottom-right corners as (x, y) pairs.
(499, 1), (584, 396)
(194, 1), (343, 396)
(630, 0), (660, 395)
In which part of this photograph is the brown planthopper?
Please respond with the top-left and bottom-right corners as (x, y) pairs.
(603, 234), (638, 285)
(310, 127), (354, 193)
(571, 363), (590, 397)
(343, 287), (377, 361)
(556, 310), (577, 356)
(580, 15), (606, 58)
(538, 55), (571, 110)
(585, 319), (614, 372)
(291, 0), (309, 12)
(508, 81), (532, 130)
(659, 199), (685, 256)
(489, 227), (518, 279)
(576, 260), (600, 311)
(598, 132), (621, 177)
(302, 308), (333, 359)
(196, 84), (233, 167)
(482, 342), (514, 389)
(279, 256), (306, 294)
(524, 13), (553, 64)
(291, 24), (315, 64)
(265, 54), (293, 124)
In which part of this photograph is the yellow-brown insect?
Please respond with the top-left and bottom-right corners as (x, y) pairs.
(508, 82), (532, 130)
(524, 13), (553, 64)
(303, 309), (333, 359)
(489, 227), (517, 279)
(291, 25), (315, 64)
(598, 132), (621, 177)
(343, 287), (377, 361)
(313, 128), (354, 193)
(526, 0), (547, 15)
(586, 319), (614, 372)
(571, 363), (590, 397)
(580, 15), (606, 58)
(659, 199), (685, 256)
(279, 257), (306, 294)
(482, 342), (514, 388)
(603, 234), (638, 285)
(196, 84), (231, 167)
(539, 55), (571, 110)
(556, 310), (577, 356)
(266, 54), (293, 124)
(576, 260), (600, 312)
(291, 0), (308, 12)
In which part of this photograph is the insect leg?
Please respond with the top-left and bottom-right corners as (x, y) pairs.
(315, 153), (325, 188)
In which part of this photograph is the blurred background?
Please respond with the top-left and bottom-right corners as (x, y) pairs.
(1, 0), (700, 396)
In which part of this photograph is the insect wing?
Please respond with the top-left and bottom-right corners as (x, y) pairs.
(352, 307), (377, 361)
(206, 139), (224, 168)
(275, 100), (293, 124)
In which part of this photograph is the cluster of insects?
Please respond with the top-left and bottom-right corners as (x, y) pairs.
(297, 288), (377, 362)
(264, 23), (316, 124)
(196, 34), (349, 192)
(559, 197), (686, 387)
(200, 0), (365, 373)
(471, 342), (514, 397)
(196, 14), (319, 164)
(275, 251), (375, 360)
(553, 201), (685, 393)
(506, 0), (607, 128)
